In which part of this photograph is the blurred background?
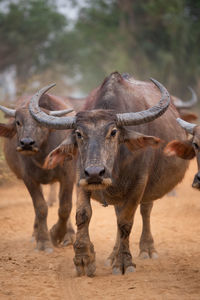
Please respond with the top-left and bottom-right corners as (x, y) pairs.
(0, 0), (200, 97)
(0, 0), (200, 183)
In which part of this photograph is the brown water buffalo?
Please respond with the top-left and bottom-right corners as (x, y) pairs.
(29, 72), (189, 276)
(165, 118), (200, 188)
(0, 94), (76, 252)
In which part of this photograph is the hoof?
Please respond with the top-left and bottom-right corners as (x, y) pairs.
(63, 239), (72, 247)
(112, 267), (122, 275)
(35, 240), (53, 253)
(76, 265), (85, 277)
(86, 262), (96, 277)
(139, 251), (150, 259)
(150, 251), (158, 259)
(75, 261), (96, 277)
(45, 247), (54, 254)
(63, 232), (75, 247)
(125, 266), (136, 274)
(105, 259), (112, 267)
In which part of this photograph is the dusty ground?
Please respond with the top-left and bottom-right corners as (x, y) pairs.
(0, 160), (200, 300)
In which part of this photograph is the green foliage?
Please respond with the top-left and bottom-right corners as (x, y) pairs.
(0, 0), (200, 95)
(69, 0), (200, 94)
(0, 0), (67, 81)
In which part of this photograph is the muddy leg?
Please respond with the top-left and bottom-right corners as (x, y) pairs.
(73, 188), (95, 277)
(47, 182), (57, 207)
(139, 202), (158, 259)
(50, 181), (74, 246)
(24, 179), (52, 252)
(111, 203), (138, 275)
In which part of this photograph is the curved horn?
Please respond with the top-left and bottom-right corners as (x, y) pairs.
(173, 87), (198, 109)
(29, 84), (76, 129)
(0, 105), (16, 117)
(49, 108), (73, 117)
(116, 78), (170, 126)
(176, 117), (196, 135)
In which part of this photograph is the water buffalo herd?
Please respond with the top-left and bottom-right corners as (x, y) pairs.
(0, 72), (198, 276)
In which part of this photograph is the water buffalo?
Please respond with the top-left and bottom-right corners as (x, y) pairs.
(0, 93), (76, 252)
(165, 118), (200, 188)
(29, 72), (189, 276)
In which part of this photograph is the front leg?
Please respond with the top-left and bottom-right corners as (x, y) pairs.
(73, 188), (96, 277)
(111, 204), (137, 275)
(24, 178), (52, 252)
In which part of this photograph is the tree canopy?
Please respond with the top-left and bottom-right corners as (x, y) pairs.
(0, 0), (200, 95)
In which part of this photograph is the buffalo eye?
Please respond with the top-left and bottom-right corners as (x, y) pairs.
(76, 131), (82, 139)
(16, 120), (21, 126)
(110, 128), (117, 137)
(193, 142), (199, 150)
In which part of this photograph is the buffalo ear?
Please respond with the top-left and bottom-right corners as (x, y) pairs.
(164, 140), (195, 160)
(0, 122), (16, 138)
(43, 132), (77, 169)
(123, 130), (163, 152)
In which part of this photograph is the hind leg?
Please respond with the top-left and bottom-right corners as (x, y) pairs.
(139, 202), (158, 259)
(50, 180), (74, 246)
(47, 183), (57, 207)
(106, 227), (120, 267)
(63, 217), (75, 246)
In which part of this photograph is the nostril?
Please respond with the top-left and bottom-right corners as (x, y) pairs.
(84, 166), (105, 178)
(20, 138), (35, 147)
(84, 169), (90, 177)
(99, 168), (105, 177)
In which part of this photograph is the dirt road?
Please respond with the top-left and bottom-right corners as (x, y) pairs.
(0, 160), (200, 300)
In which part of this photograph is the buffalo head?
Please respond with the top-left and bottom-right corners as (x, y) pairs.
(0, 91), (73, 156)
(164, 118), (200, 189)
(29, 76), (170, 190)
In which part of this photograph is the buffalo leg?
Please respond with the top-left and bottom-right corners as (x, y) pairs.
(111, 203), (138, 275)
(24, 179), (52, 252)
(50, 181), (74, 246)
(139, 202), (158, 259)
(106, 211), (120, 266)
(30, 216), (38, 242)
(73, 188), (95, 277)
(63, 218), (75, 246)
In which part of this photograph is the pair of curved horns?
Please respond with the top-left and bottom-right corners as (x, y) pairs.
(29, 78), (170, 129)
(0, 87), (73, 118)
